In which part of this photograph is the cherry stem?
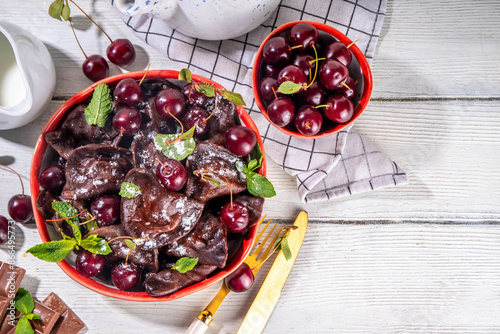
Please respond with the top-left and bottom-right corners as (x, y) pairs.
(347, 39), (359, 49)
(202, 92), (218, 124)
(194, 169), (233, 208)
(315, 104), (330, 109)
(47, 210), (87, 222)
(289, 45), (303, 50)
(163, 108), (184, 145)
(69, 18), (87, 59)
(156, 158), (170, 175)
(108, 235), (135, 244)
(271, 86), (278, 100)
(138, 63), (151, 86)
(304, 44), (319, 90)
(69, 0), (113, 43)
(309, 58), (325, 65)
(0, 164), (25, 197)
(341, 81), (351, 90)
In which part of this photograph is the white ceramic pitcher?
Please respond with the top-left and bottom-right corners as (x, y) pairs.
(0, 21), (56, 130)
(114, 0), (280, 40)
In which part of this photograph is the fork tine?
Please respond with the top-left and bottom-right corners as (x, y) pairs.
(249, 217), (270, 254)
(252, 221), (277, 257)
(256, 226), (281, 261)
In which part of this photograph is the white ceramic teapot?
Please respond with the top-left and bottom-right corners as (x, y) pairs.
(0, 21), (56, 130)
(115, 0), (280, 40)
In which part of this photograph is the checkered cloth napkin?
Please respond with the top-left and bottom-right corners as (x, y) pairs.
(112, 0), (407, 203)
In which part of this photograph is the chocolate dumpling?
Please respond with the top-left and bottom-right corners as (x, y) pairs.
(45, 104), (118, 159)
(121, 168), (204, 245)
(205, 95), (237, 146)
(36, 190), (87, 222)
(61, 144), (133, 200)
(144, 263), (217, 297)
(233, 194), (265, 225)
(184, 142), (247, 202)
(131, 121), (167, 172)
(166, 211), (228, 268)
(89, 225), (159, 272)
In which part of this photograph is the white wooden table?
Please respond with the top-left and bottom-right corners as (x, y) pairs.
(1, 1), (500, 333)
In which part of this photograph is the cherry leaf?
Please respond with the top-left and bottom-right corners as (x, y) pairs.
(220, 90), (246, 106)
(61, 4), (71, 21)
(277, 81), (303, 94)
(178, 68), (192, 82)
(48, 0), (64, 20)
(195, 83), (215, 97)
(172, 257), (198, 273)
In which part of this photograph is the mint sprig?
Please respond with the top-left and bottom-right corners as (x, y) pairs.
(119, 182), (142, 198)
(14, 288), (42, 334)
(27, 202), (112, 263)
(172, 257), (198, 274)
(84, 83), (113, 127)
(154, 126), (196, 161)
(235, 144), (276, 198)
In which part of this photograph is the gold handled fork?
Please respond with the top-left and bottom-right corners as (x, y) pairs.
(186, 218), (280, 334)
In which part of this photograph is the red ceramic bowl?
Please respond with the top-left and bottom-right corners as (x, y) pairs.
(252, 21), (373, 139)
(30, 70), (266, 301)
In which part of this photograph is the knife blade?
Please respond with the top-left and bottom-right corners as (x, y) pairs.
(237, 211), (308, 334)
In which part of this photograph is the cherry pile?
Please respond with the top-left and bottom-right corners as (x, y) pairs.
(257, 22), (360, 137)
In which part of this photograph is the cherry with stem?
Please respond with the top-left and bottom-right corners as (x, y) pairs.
(1, 164), (33, 224)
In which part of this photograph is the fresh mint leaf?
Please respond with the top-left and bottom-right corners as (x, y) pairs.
(84, 83), (113, 127)
(280, 236), (292, 261)
(14, 288), (34, 315)
(124, 239), (137, 251)
(195, 83), (215, 97)
(48, 0), (64, 20)
(246, 171), (276, 198)
(80, 234), (112, 255)
(52, 202), (81, 244)
(119, 182), (142, 198)
(277, 81), (303, 94)
(220, 90), (246, 106)
(172, 257), (198, 273)
(25, 314), (41, 321)
(180, 126), (196, 141)
(61, 4), (71, 21)
(154, 133), (196, 161)
(26, 239), (77, 263)
(246, 159), (259, 173)
(178, 68), (192, 82)
(249, 143), (263, 171)
(15, 315), (33, 334)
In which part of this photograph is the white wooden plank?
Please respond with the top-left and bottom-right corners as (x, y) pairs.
(4, 223), (500, 333)
(1, 1), (500, 98)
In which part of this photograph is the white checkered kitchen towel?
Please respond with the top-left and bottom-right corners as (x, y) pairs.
(111, 0), (407, 203)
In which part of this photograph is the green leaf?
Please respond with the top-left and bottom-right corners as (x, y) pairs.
(119, 182), (142, 198)
(52, 201), (81, 244)
(80, 234), (112, 255)
(220, 90), (246, 106)
(25, 314), (41, 321)
(172, 257), (198, 273)
(280, 236), (292, 261)
(249, 143), (264, 171)
(246, 159), (259, 173)
(180, 126), (196, 141)
(124, 239), (137, 251)
(154, 133), (196, 161)
(14, 288), (34, 315)
(277, 81), (303, 94)
(48, 0), (64, 20)
(84, 83), (113, 127)
(178, 68), (192, 82)
(61, 4), (71, 21)
(26, 239), (77, 263)
(84, 217), (99, 232)
(195, 83), (215, 97)
(246, 172), (276, 198)
(15, 316), (33, 334)
(204, 176), (221, 187)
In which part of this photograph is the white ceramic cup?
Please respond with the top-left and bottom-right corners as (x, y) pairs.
(0, 21), (56, 130)
(114, 0), (280, 41)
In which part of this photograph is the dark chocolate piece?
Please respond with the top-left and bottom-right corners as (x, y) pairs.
(0, 302), (60, 334)
(121, 168), (204, 247)
(0, 262), (25, 323)
(42, 293), (86, 334)
(61, 144), (133, 200)
(144, 264), (217, 297)
(166, 211), (228, 268)
(184, 142), (247, 202)
(89, 225), (159, 272)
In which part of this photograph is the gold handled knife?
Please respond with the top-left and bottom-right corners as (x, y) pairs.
(237, 211), (308, 334)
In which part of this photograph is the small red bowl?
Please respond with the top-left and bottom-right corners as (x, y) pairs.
(30, 70), (266, 302)
(252, 21), (373, 139)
